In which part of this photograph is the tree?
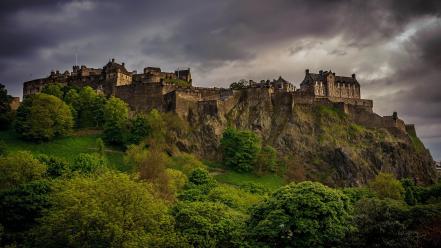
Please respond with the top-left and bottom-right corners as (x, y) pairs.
(103, 96), (128, 145)
(0, 180), (51, 246)
(401, 178), (416, 205)
(31, 172), (178, 247)
(172, 201), (247, 247)
(0, 83), (13, 130)
(348, 198), (417, 248)
(71, 153), (106, 174)
(248, 181), (353, 247)
(14, 94), (74, 141)
(0, 151), (47, 190)
(368, 173), (404, 200)
(96, 138), (105, 158)
(36, 154), (70, 178)
(220, 127), (261, 172)
(126, 114), (151, 145)
(41, 83), (64, 99)
(229, 79), (248, 90)
(75, 86), (106, 128)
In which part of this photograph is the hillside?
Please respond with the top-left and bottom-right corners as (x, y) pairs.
(174, 89), (438, 186)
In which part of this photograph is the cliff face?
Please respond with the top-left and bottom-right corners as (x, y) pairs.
(176, 89), (438, 187)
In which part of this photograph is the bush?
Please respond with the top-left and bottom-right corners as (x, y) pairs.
(0, 151), (47, 190)
(368, 173), (404, 200)
(71, 153), (105, 174)
(126, 114), (150, 145)
(255, 145), (278, 174)
(248, 181), (353, 247)
(14, 94), (74, 141)
(0, 83), (13, 130)
(36, 154), (70, 178)
(220, 127), (261, 172)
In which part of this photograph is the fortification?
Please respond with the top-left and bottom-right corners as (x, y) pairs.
(22, 62), (415, 136)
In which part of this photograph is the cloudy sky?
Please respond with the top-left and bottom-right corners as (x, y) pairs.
(1, 0), (440, 159)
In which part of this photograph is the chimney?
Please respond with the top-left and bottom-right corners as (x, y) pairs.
(122, 62), (125, 67)
(305, 69), (309, 75)
(319, 70), (323, 75)
(352, 73), (356, 79)
(111, 58), (115, 63)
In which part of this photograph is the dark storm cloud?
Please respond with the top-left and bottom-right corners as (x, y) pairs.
(0, 0), (440, 158)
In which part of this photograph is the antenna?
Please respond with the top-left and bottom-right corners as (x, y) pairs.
(75, 53), (78, 66)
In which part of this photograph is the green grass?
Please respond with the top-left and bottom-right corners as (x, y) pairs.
(215, 170), (284, 191)
(0, 129), (127, 171)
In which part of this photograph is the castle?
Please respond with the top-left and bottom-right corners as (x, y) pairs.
(22, 59), (413, 135)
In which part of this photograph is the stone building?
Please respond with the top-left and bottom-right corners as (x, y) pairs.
(300, 69), (360, 99)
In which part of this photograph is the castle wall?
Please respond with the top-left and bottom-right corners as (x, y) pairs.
(115, 83), (175, 112)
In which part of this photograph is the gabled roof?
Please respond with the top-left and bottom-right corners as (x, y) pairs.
(302, 70), (359, 85)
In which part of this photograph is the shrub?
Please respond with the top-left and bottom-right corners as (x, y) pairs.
(36, 154), (70, 178)
(14, 94), (74, 141)
(220, 127), (261, 172)
(368, 172), (404, 200)
(0, 151), (47, 190)
(71, 153), (105, 174)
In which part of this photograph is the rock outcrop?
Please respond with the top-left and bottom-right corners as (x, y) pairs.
(175, 89), (438, 187)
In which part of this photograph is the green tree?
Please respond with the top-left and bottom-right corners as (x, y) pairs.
(0, 83), (13, 130)
(248, 181), (353, 247)
(401, 178), (416, 205)
(71, 153), (105, 174)
(229, 79), (248, 90)
(14, 93), (74, 141)
(126, 114), (151, 145)
(172, 201), (247, 247)
(349, 198), (417, 248)
(0, 151), (47, 190)
(220, 127), (261, 172)
(368, 173), (405, 200)
(36, 154), (70, 178)
(75, 86), (106, 128)
(103, 96), (128, 145)
(41, 83), (64, 99)
(0, 180), (51, 246)
(31, 172), (177, 247)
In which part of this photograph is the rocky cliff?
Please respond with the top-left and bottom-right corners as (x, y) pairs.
(173, 89), (438, 187)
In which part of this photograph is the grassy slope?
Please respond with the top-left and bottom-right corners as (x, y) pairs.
(215, 171), (284, 191)
(0, 129), (127, 171)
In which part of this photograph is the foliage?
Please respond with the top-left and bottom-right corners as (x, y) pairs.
(0, 140), (7, 156)
(401, 178), (417, 205)
(0, 151), (47, 190)
(215, 170), (284, 191)
(229, 79), (248, 90)
(71, 86), (106, 128)
(36, 154), (70, 178)
(0, 130), (126, 172)
(0, 83), (13, 130)
(0, 180), (51, 246)
(368, 172), (405, 200)
(349, 198), (417, 248)
(14, 93), (74, 141)
(126, 114), (150, 145)
(220, 127), (261, 172)
(168, 153), (207, 176)
(172, 201), (247, 247)
(96, 138), (105, 158)
(71, 153), (106, 174)
(342, 186), (376, 204)
(103, 96), (129, 145)
(207, 184), (263, 211)
(41, 83), (64, 99)
(255, 145), (278, 175)
(163, 78), (191, 88)
(248, 181), (353, 247)
(31, 172), (177, 247)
